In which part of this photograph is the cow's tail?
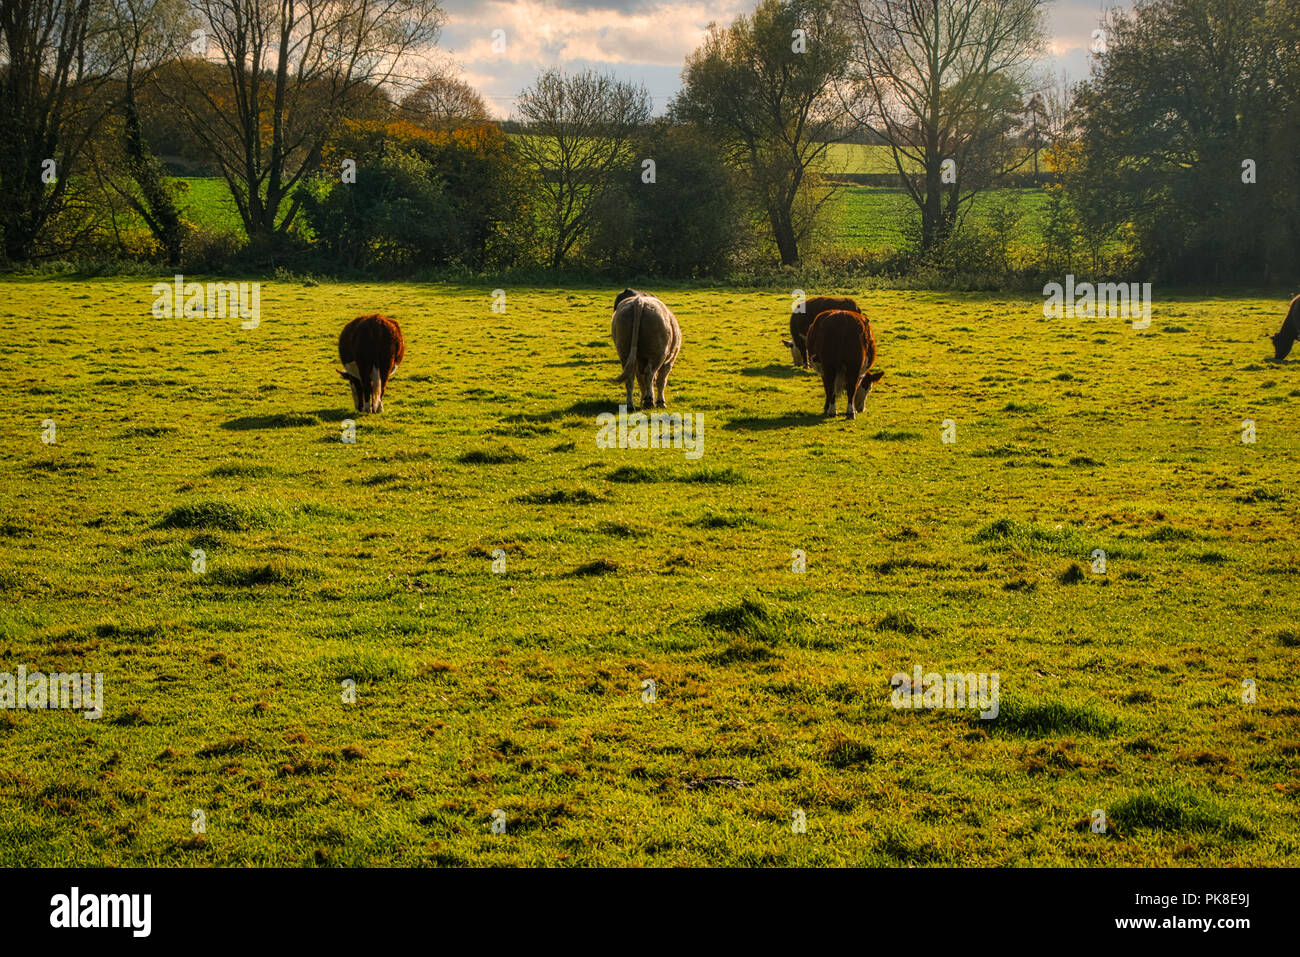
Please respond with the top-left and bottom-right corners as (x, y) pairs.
(613, 298), (643, 384)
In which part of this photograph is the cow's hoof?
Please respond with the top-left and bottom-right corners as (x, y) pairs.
(655, 399), (667, 408)
(845, 412), (856, 421)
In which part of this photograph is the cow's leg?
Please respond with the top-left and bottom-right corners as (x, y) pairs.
(821, 367), (837, 417)
(653, 361), (671, 407)
(842, 356), (863, 420)
(637, 360), (654, 409)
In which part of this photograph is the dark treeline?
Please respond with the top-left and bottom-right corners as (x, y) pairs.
(1, 0), (1297, 286)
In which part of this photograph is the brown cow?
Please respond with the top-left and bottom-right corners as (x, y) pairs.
(805, 309), (883, 420)
(783, 295), (859, 368)
(1268, 294), (1300, 361)
(338, 314), (405, 413)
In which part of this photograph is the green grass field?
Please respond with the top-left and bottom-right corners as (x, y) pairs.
(163, 174), (1052, 256)
(830, 186), (1051, 253)
(2, 278), (1297, 866)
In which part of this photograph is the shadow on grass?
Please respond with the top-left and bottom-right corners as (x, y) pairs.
(507, 398), (624, 423)
(740, 363), (802, 379)
(722, 412), (823, 431)
(221, 412), (322, 430)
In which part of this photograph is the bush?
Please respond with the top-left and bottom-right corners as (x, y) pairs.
(586, 122), (746, 277)
(300, 120), (531, 271)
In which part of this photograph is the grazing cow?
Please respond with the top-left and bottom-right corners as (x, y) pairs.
(1268, 294), (1300, 361)
(611, 289), (682, 409)
(783, 295), (859, 368)
(338, 314), (405, 413)
(805, 309), (883, 420)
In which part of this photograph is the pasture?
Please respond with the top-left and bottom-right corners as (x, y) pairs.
(1, 277), (1297, 866)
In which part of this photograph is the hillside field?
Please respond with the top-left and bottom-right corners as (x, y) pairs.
(1, 278), (1297, 866)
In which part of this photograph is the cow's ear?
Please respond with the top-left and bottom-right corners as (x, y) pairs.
(338, 370), (355, 380)
(781, 338), (793, 347)
(867, 370), (884, 383)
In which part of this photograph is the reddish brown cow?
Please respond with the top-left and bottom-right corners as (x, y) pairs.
(338, 314), (405, 413)
(783, 295), (859, 368)
(805, 309), (883, 420)
(1268, 294), (1300, 361)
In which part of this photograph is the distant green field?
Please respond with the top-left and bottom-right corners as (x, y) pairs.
(822, 142), (915, 175)
(831, 186), (1052, 254)
(2, 278), (1297, 866)
(176, 177), (244, 236)
(168, 174), (1052, 258)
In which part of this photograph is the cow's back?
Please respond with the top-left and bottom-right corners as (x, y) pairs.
(612, 293), (681, 364)
(340, 314), (404, 374)
(807, 309), (873, 372)
(792, 296), (859, 342)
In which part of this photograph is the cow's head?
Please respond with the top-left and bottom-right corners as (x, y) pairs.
(614, 288), (638, 310)
(853, 370), (885, 412)
(1269, 329), (1295, 361)
(782, 337), (805, 367)
(339, 365), (385, 413)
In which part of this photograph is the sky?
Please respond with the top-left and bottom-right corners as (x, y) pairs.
(427, 0), (1133, 118)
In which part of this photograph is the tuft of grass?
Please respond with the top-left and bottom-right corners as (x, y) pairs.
(457, 447), (526, 465)
(207, 562), (316, 587)
(208, 464), (273, 478)
(872, 429), (923, 441)
(1235, 487), (1284, 504)
(985, 694), (1119, 737)
(159, 499), (286, 531)
(690, 510), (758, 529)
(1272, 629), (1300, 648)
(1110, 786), (1248, 837)
(1143, 525), (1199, 542)
(700, 597), (776, 635)
(515, 488), (603, 506)
(606, 465), (658, 483)
(712, 636), (777, 665)
(572, 558), (618, 576)
(1058, 562), (1087, 584)
(875, 610), (931, 636)
(676, 467), (746, 484)
(974, 518), (1089, 556)
(822, 731), (875, 768)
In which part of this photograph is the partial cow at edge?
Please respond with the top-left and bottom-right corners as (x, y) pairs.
(611, 289), (682, 409)
(783, 295), (858, 368)
(338, 314), (405, 413)
(806, 309), (883, 420)
(1268, 294), (1300, 361)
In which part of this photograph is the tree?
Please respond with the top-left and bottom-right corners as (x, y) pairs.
(399, 68), (490, 129)
(300, 119), (529, 270)
(0, 0), (119, 261)
(1022, 91), (1046, 177)
(167, 0), (444, 243)
(587, 121), (746, 277)
(513, 68), (651, 270)
(1069, 0), (1300, 282)
(96, 0), (189, 263)
(673, 0), (855, 266)
(839, 0), (1049, 252)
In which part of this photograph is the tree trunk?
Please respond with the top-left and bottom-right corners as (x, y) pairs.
(123, 75), (185, 265)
